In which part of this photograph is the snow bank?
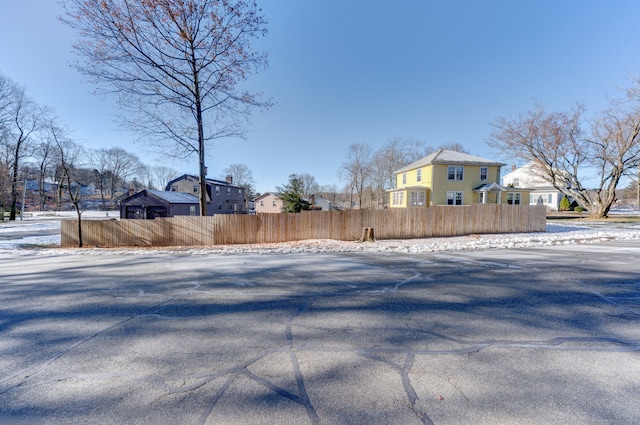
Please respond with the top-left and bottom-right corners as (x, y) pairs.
(1, 219), (639, 256)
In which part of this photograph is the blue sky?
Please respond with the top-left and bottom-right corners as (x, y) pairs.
(1, 1), (640, 193)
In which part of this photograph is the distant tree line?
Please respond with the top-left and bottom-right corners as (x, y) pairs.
(0, 72), (181, 219)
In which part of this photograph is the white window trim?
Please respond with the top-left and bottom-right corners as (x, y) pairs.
(447, 166), (464, 181)
(446, 191), (463, 205)
(507, 192), (521, 205)
(392, 191), (404, 206)
(409, 190), (425, 206)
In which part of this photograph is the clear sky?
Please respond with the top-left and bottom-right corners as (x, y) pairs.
(2, 1), (640, 193)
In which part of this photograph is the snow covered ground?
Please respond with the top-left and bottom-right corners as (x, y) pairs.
(1, 210), (640, 255)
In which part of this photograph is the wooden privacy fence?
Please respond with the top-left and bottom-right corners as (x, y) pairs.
(61, 204), (546, 247)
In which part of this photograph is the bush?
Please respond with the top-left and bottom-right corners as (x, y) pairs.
(559, 196), (571, 211)
(574, 206), (586, 213)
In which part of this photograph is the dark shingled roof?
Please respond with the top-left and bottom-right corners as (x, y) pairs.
(146, 190), (199, 204)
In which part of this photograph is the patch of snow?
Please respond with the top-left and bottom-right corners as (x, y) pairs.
(1, 216), (640, 256)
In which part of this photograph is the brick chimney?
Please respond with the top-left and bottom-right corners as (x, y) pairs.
(225, 175), (233, 184)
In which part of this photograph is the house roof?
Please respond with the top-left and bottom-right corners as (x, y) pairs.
(145, 190), (199, 204)
(254, 192), (279, 201)
(165, 174), (243, 190)
(473, 183), (532, 192)
(394, 149), (506, 174)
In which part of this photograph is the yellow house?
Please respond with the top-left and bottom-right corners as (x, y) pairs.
(388, 149), (531, 207)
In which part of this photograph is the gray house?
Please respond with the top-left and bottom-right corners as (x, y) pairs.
(166, 174), (246, 215)
(119, 189), (199, 219)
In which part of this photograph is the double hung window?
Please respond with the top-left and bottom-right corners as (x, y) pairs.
(409, 190), (425, 206)
(447, 166), (463, 181)
(446, 191), (463, 205)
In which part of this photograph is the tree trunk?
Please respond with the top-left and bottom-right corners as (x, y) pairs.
(358, 227), (375, 242)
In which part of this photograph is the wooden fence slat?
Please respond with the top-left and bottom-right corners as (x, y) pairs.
(60, 205), (547, 247)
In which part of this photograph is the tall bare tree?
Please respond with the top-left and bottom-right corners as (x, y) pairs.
(368, 137), (425, 208)
(149, 165), (179, 191)
(438, 142), (469, 154)
(61, 0), (271, 216)
(298, 173), (320, 198)
(339, 143), (373, 209)
(489, 98), (640, 218)
(0, 75), (48, 220)
(221, 163), (256, 198)
(32, 136), (56, 211)
(50, 123), (86, 246)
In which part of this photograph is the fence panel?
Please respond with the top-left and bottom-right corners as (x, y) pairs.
(60, 204), (547, 247)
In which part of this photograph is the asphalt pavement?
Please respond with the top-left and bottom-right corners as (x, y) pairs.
(0, 240), (639, 424)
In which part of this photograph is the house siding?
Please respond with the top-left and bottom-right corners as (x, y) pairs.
(166, 174), (246, 215)
(255, 193), (283, 213)
(502, 163), (562, 210)
(391, 151), (509, 207)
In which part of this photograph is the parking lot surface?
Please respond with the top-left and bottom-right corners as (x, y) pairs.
(0, 240), (639, 424)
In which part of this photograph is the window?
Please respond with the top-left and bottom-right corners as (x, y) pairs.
(512, 178), (520, 188)
(416, 169), (422, 182)
(260, 200), (264, 207)
(227, 187), (231, 194)
(218, 203), (222, 210)
(507, 193), (521, 205)
(272, 200), (277, 207)
(193, 185), (199, 193)
(189, 206), (196, 216)
(171, 186), (177, 192)
(448, 166), (463, 181)
(480, 167), (488, 182)
(479, 192), (486, 203)
(402, 173), (407, 185)
(392, 191), (404, 206)
(547, 194), (552, 204)
(238, 189), (242, 195)
(409, 190), (425, 206)
(446, 191), (463, 205)
(215, 186), (220, 195)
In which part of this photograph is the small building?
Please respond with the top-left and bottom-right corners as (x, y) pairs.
(119, 189), (199, 219)
(166, 174), (246, 215)
(254, 192), (283, 213)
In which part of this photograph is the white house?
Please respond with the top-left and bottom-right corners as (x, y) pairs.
(310, 194), (333, 211)
(501, 162), (565, 211)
